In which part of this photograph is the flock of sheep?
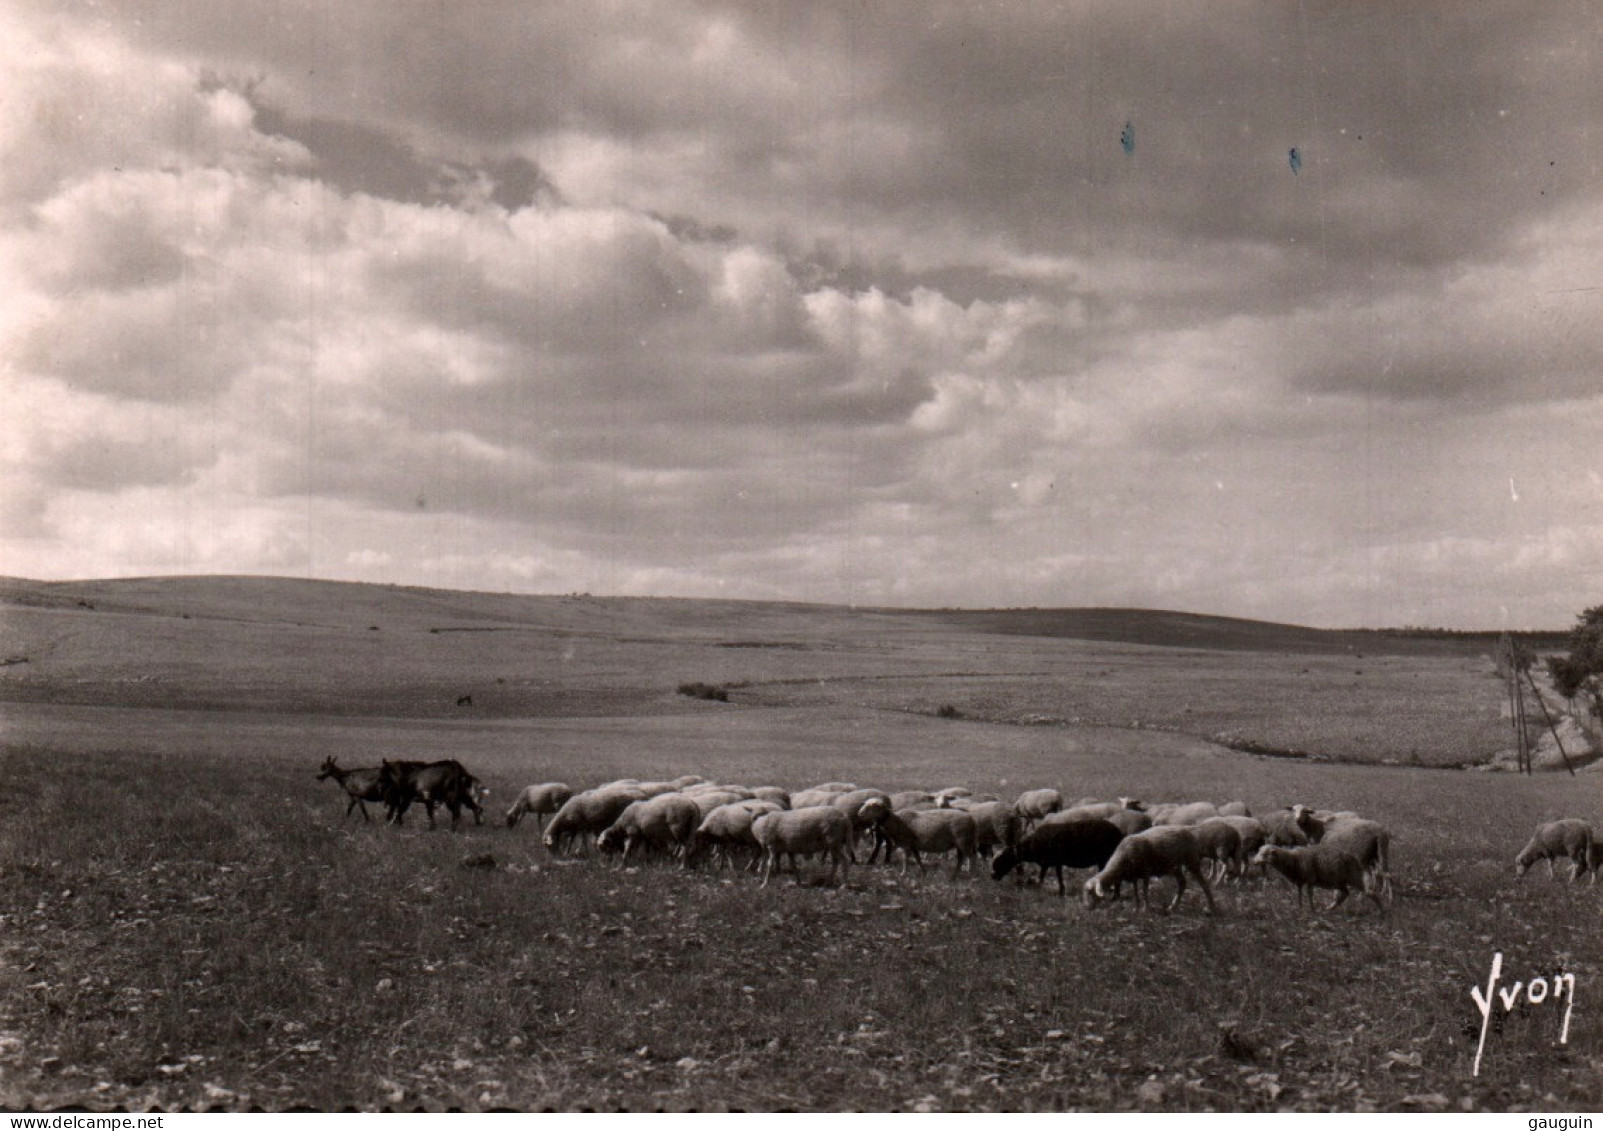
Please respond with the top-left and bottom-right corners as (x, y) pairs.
(501, 776), (1403, 913)
(319, 758), (1599, 912)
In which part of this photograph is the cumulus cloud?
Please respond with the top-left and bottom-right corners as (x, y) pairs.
(2, 0), (1600, 627)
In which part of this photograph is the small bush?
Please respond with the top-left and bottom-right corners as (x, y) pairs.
(677, 681), (729, 702)
(936, 704), (962, 719)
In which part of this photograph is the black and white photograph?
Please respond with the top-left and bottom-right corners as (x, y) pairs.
(2, 0), (1601, 1114)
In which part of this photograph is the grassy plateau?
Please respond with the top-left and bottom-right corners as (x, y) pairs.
(0, 576), (1598, 1112)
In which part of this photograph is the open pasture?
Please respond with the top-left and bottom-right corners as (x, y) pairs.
(0, 577), (1598, 1111)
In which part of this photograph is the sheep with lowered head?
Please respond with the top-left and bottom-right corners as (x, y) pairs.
(1254, 843), (1385, 914)
(504, 782), (574, 831)
(752, 807), (856, 887)
(543, 785), (649, 856)
(960, 800), (1021, 859)
(1083, 826), (1216, 913)
(858, 798), (978, 878)
(1515, 819), (1596, 883)
(686, 799), (783, 870)
(992, 814), (1124, 896)
(1292, 807), (1393, 898)
(1214, 815), (1267, 878)
(1190, 818), (1244, 880)
(596, 793), (702, 865)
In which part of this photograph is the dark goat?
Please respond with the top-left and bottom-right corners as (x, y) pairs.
(991, 815), (1125, 896)
(316, 757), (387, 821)
(380, 759), (484, 830)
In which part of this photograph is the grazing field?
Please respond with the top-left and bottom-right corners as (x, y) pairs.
(0, 577), (1598, 1112)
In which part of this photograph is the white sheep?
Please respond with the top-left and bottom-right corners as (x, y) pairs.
(1190, 818), (1244, 881)
(1515, 819), (1596, 883)
(1218, 800), (1252, 818)
(859, 799), (979, 878)
(960, 800), (1021, 859)
(887, 790), (936, 811)
(1214, 815), (1267, 878)
(1013, 788), (1064, 831)
(1292, 807), (1393, 898)
(1261, 809), (1310, 847)
(686, 800), (783, 870)
(1083, 826), (1216, 913)
(1064, 798), (1145, 821)
(752, 807), (856, 887)
(1104, 808), (1154, 838)
(543, 785), (650, 856)
(685, 789), (750, 819)
(789, 785), (856, 810)
(1151, 801), (1221, 827)
(596, 793), (702, 864)
(749, 786), (791, 807)
(504, 782), (574, 832)
(1253, 843), (1385, 914)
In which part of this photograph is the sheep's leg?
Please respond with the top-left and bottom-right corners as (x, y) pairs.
(1165, 870), (1186, 912)
(1329, 887), (1350, 912)
(1054, 866), (1066, 897)
(1191, 865), (1216, 914)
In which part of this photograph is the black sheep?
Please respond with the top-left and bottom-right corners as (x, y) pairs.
(990, 815), (1125, 896)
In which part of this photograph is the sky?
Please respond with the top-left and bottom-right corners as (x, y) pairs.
(3, 1), (1601, 629)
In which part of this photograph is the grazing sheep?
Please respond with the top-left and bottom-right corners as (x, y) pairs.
(504, 782), (574, 831)
(858, 800), (978, 878)
(1191, 818), (1244, 880)
(831, 788), (892, 854)
(1104, 808), (1154, 837)
(790, 786), (856, 810)
(1293, 807), (1393, 897)
(932, 787), (973, 806)
(1261, 809), (1311, 847)
(752, 808), (856, 887)
(1083, 827), (1216, 913)
(961, 800), (1021, 859)
(888, 790), (936, 812)
(543, 786), (649, 856)
(991, 815), (1124, 896)
(597, 794), (703, 864)
(685, 789), (749, 819)
(1254, 844), (1385, 914)
(1064, 798), (1145, 821)
(749, 786), (790, 808)
(687, 800), (783, 870)
(1214, 816), (1268, 878)
(1218, 801), (1253, 818)
(1515, 819), (1596, 883)
(808, 781), (858, 793)
(671, 774), (708, 789)
(316, 757), (387, 822)
(1013, 788), (1064, 831)
(631, 781), (681, 798)
(1151, 801), (1221, 827)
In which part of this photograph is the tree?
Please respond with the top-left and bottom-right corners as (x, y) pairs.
(1546, 605), (1603, 713)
